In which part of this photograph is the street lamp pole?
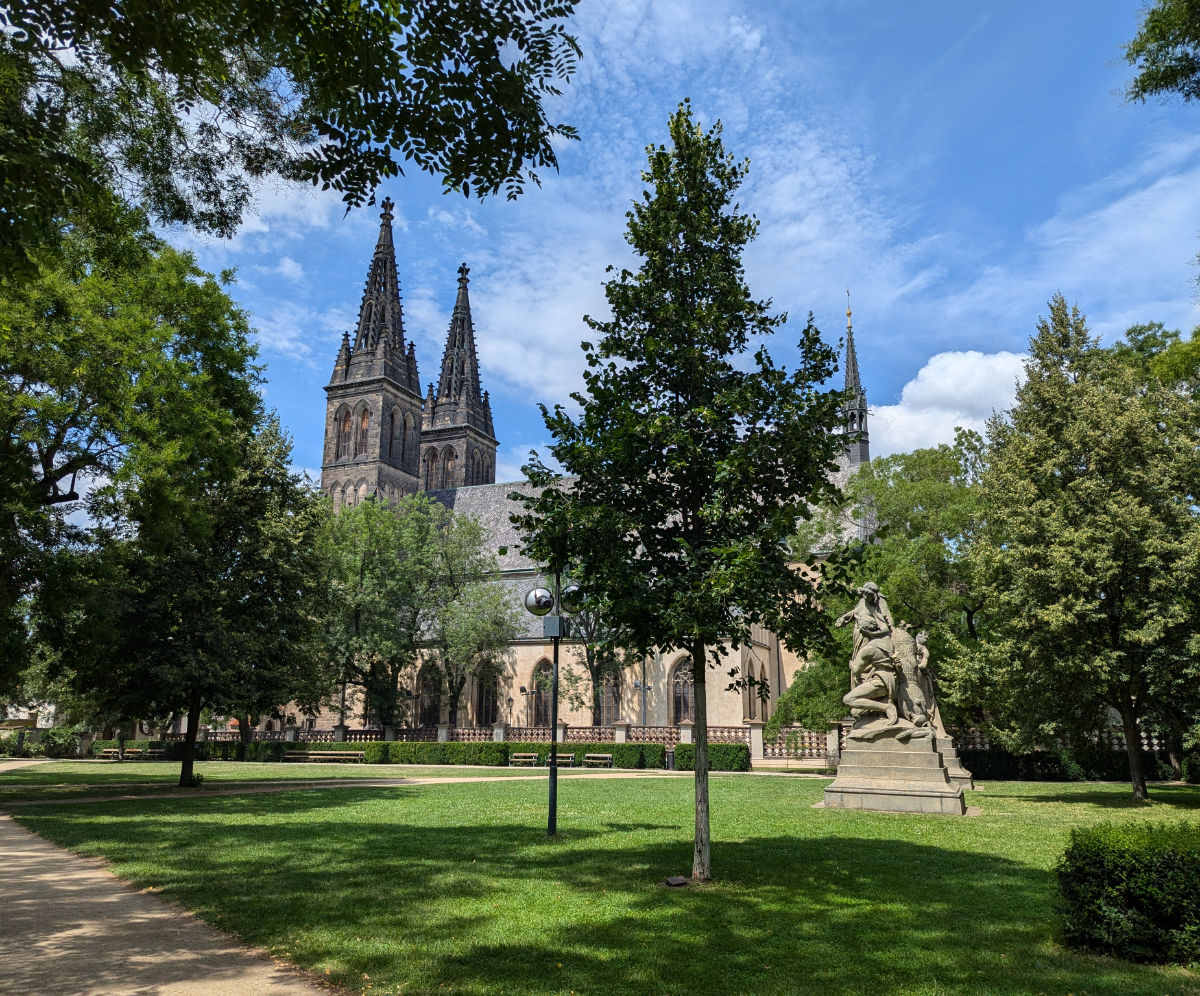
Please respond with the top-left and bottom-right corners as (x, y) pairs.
(524, 575), (582, 837)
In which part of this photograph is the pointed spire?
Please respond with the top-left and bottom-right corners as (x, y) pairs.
(352, 198), (406, 352)
(435, 263), (483, 405)
(844, 288), (863, 400)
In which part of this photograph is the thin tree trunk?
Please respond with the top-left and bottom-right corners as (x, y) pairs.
(1118, 698), (1148, 801)
(179, 688), (202, 787)
(691, 639), (711, 882)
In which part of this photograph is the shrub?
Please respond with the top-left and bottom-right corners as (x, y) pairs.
(1057, 821), (1200, 964)
(673, 743), (751, 772)
(362, 743), (388, 764)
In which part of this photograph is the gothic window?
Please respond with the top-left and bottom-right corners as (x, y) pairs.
(388, 407), (401, 458)
(417, 667), (441, 727)
(402, 413), (414, 463)
(600, 675), (621, 726)
(337, 409), (352, 461)
(356, 408), (370, 457)
(532, 660), (552, 727)
(476, 672), (499, 726)
(671, 656), (694, 725)
(441, 446), (457, 489)
(424, 449), (438, 490)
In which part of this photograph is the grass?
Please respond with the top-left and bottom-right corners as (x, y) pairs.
(0, 760), (658, 803)
(10, 776), (1200, 995)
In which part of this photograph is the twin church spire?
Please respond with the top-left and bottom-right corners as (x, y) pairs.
(322, 200), (498, 507)
(843, 290), (870, 470)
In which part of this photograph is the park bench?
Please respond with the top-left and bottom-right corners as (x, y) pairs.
(283, 750), (364, 763)
(549, 753), (574, 767)
(509, 752), (539, 766)
(98, 747), (166, 760)
(582, 753), (613, 768)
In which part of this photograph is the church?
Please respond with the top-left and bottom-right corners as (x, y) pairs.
(316, 200), (870, 737)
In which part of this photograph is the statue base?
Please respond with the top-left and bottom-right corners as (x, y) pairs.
(933, 732), (974, 790)
(824, 716), (966, 815)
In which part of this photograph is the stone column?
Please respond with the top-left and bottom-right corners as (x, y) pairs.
(383, 724), (396, 742)
(437, 723), (450, 743)
(284, 727), (299, 743)
(826, 727), (841, 768)
(332, 723), (348, 743)
(555, 719), (569, 743)
(612, 721), (630, 744)
(492, 721), (508, 743)
(746, 720), (765, 761)
(678, 720), (694, 744)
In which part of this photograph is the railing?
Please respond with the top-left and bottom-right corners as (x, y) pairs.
(566, 726), (614, 743)
(506, 726), (554, 742)
(764, 726), (827, 759)
(450, 727), (493, 742)
(629, 726), (680, 745)
(708, 726), (751, 745)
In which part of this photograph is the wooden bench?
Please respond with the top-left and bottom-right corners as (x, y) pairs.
(583, 753), (613, 768)
(98, 747), (166, 760)
(509, 752), (539, 766)
(549, 753), (574, 768)
(283, 750), (364, 763)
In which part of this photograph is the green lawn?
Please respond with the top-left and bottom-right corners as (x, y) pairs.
(11, 776), (1200, 995)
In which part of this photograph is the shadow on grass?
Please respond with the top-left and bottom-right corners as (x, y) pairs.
(997, 784), (1200, 810)
(16, 784), (1197, 996)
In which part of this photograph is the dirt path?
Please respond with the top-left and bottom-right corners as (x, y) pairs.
(0, 813), (337, 995)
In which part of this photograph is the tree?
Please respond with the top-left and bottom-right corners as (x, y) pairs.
(511, 103), (844, 880)
(42, 414), (331, 785)
(1124, 0), (1200, 104)
(949, 297), (1200, 800)
(0, 205), (263, 699)
(1, 0), (581, 276)
(562, 598), (636, 726)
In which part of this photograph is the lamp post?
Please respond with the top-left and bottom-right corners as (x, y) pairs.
(524, 573), (583, 836)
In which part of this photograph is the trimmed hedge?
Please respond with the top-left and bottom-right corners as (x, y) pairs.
(1057, 821), (1200, 964)
(673, 743), (751, 772)
(89, 739), (289, 762)
(303, 740), (669, 768)
(959, 746), (1175, 782)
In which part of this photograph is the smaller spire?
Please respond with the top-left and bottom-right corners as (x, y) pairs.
(844, 288), (862, 398)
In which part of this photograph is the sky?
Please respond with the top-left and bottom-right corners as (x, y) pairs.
(172, 0), (1200, 483)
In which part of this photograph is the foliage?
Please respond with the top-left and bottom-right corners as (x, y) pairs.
(510, 102), (844, 879)
(946, 298), (1200, 800)
(673, 743), (751, 772)
(1125, 0), (1200, 104)
(1057, 821), (1200, 964)
(339, 740), (665, 769)
(561, 598), (638, 725)
(765, 657), (848, 738)
(0, 1), (581, 276)
(17, 778), (1200, 995)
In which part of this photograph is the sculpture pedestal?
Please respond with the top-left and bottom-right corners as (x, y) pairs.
(933, 733), (974, 790)
(824, 720), (966, 815)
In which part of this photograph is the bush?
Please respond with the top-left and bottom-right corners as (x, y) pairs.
(1057, 821), (1200, 964)
(673, 743), (751, 772)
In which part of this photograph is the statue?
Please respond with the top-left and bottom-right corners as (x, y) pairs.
(835, 582), (930, 742)
(914, 631), (948, 736)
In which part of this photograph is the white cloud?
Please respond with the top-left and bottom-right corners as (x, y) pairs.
(870, 350), (1026, 456)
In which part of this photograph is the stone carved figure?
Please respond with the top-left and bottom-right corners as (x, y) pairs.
(836, 582), (931, 742)
(914, 631), (947, 735)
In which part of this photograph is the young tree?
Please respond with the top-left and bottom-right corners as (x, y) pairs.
(2, 1), (581, 276)
(512, 103), (844, 880)
(951, 297), (1200, 800)
(43, 414), (331, 785)
(562, 599), (636, 726)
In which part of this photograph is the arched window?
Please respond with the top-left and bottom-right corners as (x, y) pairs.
(388, 407), (401, 458)
(424, 449), (438, 490)
(671, 656), (694, 725)
(337, 409), (352, 461)
(441, 446), (457, 489)
(417, 667), (441, 727)
(600, 675), (621, 726)
(402, 412), (414, 463)
(467, 451), (477, 486)
(476, 672), (499, 726)
(356, 408), (370, 457)
(532, 660), (552, 727)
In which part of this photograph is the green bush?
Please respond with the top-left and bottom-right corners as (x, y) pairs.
(362, 743), (388, 764)
(673, 743), (750, 772)
(1057, 821), (1200, 964)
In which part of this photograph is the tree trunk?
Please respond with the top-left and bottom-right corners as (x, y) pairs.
(448, 678), (464, 728)
(237, 713), (252, 761)
(691, 639), (711, 882)
(1167, 748), (1183, 781)
(1118, 697), (1149, 801)
(179, 688), (202, 787)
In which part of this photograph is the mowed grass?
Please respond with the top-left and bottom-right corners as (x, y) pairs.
(11, 776), (1200, 996)
(0, 760), (571, 802)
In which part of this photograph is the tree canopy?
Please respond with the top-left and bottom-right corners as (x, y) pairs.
(1, 0), (581, 275)
(1124, 0), (1200, 104)
(947, 297), (1200, 800)
(511, 102), (844, 880)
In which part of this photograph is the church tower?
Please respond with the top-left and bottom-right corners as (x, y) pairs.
(419, 263), (498, 491)
(843, 292), (870, 469)
(321, 198), (424, 507)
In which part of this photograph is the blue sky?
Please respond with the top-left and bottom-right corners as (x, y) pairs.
(173, 0), (1200, 481)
